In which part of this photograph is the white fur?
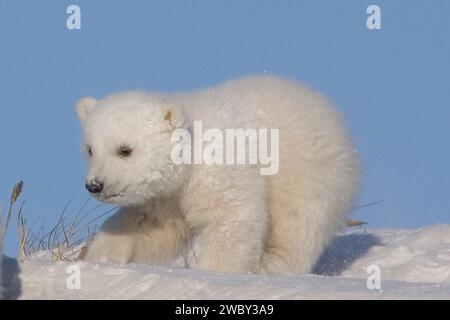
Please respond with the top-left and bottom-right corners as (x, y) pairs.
(78, 75), (361, 274)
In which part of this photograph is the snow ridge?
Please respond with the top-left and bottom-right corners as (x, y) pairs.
(2, 225), (450, 299)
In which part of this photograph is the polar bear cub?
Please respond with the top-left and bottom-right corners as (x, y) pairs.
(77, 75), (360, 274)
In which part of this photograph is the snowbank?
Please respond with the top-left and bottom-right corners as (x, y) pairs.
(2, 225), (450, 299)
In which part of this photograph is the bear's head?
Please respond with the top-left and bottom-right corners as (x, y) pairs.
(76, 92), (190, 207)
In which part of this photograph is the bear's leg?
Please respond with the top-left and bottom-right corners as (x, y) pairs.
(192, 200), (267, 274)
(195, 221), (265, 273)
(82, 208), (140, 264)
(83, 206), (188, 266)
(184, 166), (268, 273)
(131, 213), (189, 266)
(260, 190), (346, 274)
(82, 230), (135, 264)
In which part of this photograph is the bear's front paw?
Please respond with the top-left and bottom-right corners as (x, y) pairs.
(82, 232), (134, 264)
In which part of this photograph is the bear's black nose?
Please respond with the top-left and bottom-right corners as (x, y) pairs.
(85, 180), (104, 194)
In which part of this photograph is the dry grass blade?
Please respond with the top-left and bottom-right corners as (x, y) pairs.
(17, 199), (116, 262)
(0, 181), (113, 262)
(1, 181), (24, 257)
(11, 181), (24, 204)
(346, 219), (368, 227)
(2, 181), (24, 239)
(350, 200), (384, 214)
(17, 207), (28, 259)
(346, 200), (384, 228)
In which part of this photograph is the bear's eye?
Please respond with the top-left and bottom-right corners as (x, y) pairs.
(118, 146), (132, 157)
(87, 146), (93, 157)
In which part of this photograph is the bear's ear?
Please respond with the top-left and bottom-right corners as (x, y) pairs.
(76, 97), (97, 125)
(163, 106), (186, 131)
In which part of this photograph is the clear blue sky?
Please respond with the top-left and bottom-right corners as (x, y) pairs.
(1, 1), (449, 255)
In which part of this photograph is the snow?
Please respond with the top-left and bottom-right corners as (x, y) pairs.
(2, 224), (450, 299)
